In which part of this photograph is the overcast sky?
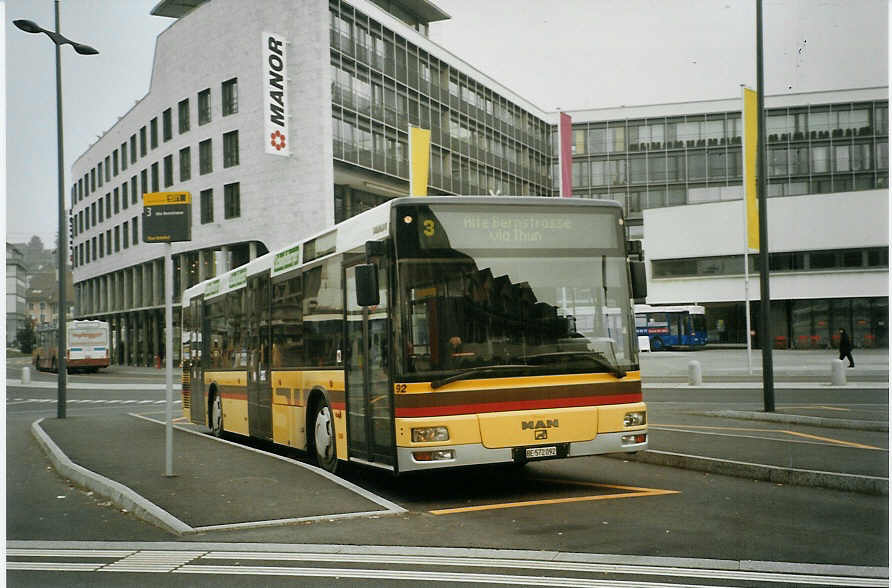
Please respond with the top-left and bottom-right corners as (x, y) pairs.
(4, 0), (888, 246)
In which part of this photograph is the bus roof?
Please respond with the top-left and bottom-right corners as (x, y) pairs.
(183, 196), (625, 306)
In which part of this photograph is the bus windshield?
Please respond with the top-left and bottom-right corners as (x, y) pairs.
(393, 202), (637, 382)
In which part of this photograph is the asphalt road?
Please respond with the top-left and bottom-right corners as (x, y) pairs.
(5, 350), (889, 586)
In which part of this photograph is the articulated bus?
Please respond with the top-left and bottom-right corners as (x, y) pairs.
(181, 196), (648, 474)
(634, 304), (707, 351)
(33, 320), (111, 372)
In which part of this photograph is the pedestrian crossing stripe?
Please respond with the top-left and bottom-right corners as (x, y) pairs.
(8, 398), (180, 404)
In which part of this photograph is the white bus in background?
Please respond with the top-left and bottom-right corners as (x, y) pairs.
(35, 320), (111, 372)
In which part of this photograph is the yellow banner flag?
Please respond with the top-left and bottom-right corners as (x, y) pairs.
(409, 127), (431, 196)
(743, 87), (759, 251)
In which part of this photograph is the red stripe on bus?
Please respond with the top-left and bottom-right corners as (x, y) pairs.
(220, 391), (248, 401)
(393, 393), (642, 418)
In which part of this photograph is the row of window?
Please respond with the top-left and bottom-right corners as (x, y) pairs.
(330, 1), (550, 152)
(651, 247), (889, 278)
(73, 216), (139, 268)
(560, 102), (887, 157)
(72, 131), (240, 239)
(72, 78), (239, 207)
(331, 64), (550, 182)
(559, 140), (889, 190)
(72, 181), (243, 269)
(194, 257), (343, 370)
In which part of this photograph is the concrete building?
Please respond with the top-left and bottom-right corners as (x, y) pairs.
(69, 0), (888, 364)
(6, 243), (28, 346)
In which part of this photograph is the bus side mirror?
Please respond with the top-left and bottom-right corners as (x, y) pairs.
(630, 261), (647, 301)
(355, 264), (380, 307)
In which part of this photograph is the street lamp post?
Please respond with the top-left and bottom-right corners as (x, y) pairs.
(14, 1), (98, 419)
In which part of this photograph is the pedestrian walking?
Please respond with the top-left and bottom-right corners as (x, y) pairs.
(837, 328), (855, 368)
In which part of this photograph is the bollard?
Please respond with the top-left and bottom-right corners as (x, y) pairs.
(831, 359), (846, 386)
(21, 366), (31, 384)
(687, 360), (702, 386)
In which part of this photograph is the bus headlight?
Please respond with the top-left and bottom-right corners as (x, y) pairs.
(412, 426), (449, 443)
(623, 411), (646, 427)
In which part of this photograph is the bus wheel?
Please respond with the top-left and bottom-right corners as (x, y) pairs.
(312, 398), (338, 474)
(651, 338), (664, 351)
(210, 392), (223, 437)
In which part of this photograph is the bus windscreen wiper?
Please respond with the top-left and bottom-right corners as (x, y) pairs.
(430, 365), (530, 390)
(524, 351), (626, 379)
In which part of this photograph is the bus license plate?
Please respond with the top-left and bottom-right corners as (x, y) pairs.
(525, 446), (557, 459)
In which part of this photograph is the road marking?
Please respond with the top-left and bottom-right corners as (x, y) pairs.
(429, 479), (679, 516)
(654, 424), (886, 451)
(6, 546), (886, 586)
(779, 405), (852, 412)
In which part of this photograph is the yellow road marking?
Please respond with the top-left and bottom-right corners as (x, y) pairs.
(783, 430), (884, 450)
(654, 423), (885, 451)
(429, 480), (679, 516)
(779, 405), (851, 412)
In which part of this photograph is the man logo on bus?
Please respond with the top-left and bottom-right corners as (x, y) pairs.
(522, 419), (559, 431)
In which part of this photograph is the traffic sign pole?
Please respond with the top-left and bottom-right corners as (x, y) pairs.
(165, 242), (174, 477)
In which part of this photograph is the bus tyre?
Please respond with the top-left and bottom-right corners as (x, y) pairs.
(651, 337), (664, 351)
(312, 397), (338, 474)
(210, 392), (224, 437)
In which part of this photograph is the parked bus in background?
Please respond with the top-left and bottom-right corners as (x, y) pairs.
(181, 197), (648, 475)
(33, 320), (111, 372)
(634, 304), (707, 351)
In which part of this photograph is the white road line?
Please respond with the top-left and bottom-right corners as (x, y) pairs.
(6, 548), (887, 586)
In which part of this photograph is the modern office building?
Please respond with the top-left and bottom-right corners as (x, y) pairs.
(69, 0), (888, 364)
(559, 88), (888, 348)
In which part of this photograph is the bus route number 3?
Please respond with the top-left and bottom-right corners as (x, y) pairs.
(423, 219), (435, 237)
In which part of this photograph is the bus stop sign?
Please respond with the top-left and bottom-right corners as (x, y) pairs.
(142, 192), (192, 243)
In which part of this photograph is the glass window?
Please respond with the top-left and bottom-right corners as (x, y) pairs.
(198, 88), (211, 125)
(223, 130), (239, 168)
(587, 127), (606, 154)
(163, 154), (173, 187)
(590, 160), (605, 186)
(629, 155), (646, 183)
(648, 154), (666, 182)
(272, 275), (304, 368)
(687, 151), (707, 180)
(199, 139), (212, 175)
(200, 189), (213, 224)
(150, 117), (158, 149)
(122, 182), (128, 209)
(834, 144), (851, 172)
(178, 98), (190, 133)
(113, 187), (119, 213)
(222, 78), (238, 116)
(811, 145), (830, 173)
(303, 259), (343, 367)
(179, 147), (191, 181)
(121, 142), (128, 171)
(140, 126), (147, 156)
(708, 150), (725, 178)
(769, 147), (788, 176)
(123, 222), (129, 249)
(162, 108), (172, 142)
(132, 216), (139, 245)
(151, 162), (159, 192)
(224, 182), (240, 219)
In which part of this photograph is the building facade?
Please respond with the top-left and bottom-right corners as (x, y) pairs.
(6, 244), (28, 345)
(559, 88), (888, 348)
(70, 0), (888, 364)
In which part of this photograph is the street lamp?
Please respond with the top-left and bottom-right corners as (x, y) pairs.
(14, 2), (98, 419)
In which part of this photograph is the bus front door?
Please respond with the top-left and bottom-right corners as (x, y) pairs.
(344, 264), (394, 468)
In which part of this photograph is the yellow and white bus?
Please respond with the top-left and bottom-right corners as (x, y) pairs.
(181, 196), (648, 474)
(33, 320), (110, 373)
